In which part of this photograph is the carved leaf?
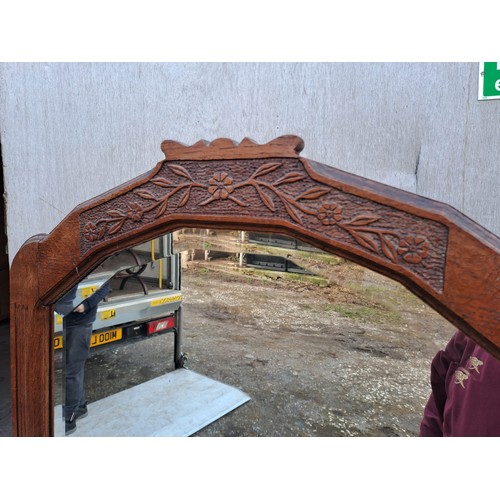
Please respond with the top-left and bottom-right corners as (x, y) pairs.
(108, 218), (126, 235)
(178, 187), (191, 208)
(379, 234), (398, 263)
(135, 189), (158, 201)
(199, 196), (217, 206)
(106, 210), (126, 218)
(284, 202), (302, 224)
(348, 215), (381, 226)
(253, 162), (281, 178)
(169, 164), (193, 180)
(156, 199), (168, 218)
(151, 176), (172, 188)
(98, 224), (107, 240)
(273, 172), (306, 186)
(256, 186), (276, 212)
(228, 196), (247, 207)
(296, 187), (331, 200)
(349, 230), (379, 253)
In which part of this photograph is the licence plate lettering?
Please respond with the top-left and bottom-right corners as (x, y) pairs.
(54, 329), (123, 350)
(90, 328), (122, 347)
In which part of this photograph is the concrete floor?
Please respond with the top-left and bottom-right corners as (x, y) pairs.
(55, 369), (249, 437)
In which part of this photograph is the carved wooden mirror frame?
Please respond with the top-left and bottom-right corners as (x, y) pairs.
(10, 135), (500, 436)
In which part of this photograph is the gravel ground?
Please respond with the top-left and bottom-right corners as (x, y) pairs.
(181, 261), (455, 436)
(60, 256), (456, 437)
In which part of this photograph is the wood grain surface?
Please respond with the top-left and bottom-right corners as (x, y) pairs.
(10, 136), (500, 436)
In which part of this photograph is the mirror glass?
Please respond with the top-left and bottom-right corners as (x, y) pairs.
(54, 234), (181, 436)
(54, 228), (455, 437)
(175, 229), (455, 436)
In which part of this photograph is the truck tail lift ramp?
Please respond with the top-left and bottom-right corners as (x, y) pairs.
(55, 369), (250, 437)
(54, 234), (250, 437)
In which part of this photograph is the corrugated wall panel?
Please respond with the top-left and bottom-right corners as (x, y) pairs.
(0, 62), (498, 262)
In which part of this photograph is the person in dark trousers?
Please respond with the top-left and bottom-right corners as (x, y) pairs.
(55, 281), (112, 435)
(420, 330), (500, 437)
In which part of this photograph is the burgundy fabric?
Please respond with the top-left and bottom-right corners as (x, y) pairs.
(420, 331), (500, 437)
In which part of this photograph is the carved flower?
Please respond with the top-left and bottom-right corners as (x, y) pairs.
(317, 203), (343, 225)
(397, 235), (430, 264)
(127, 201), (144, 221)
(83, 222), (100, 242)
(208, 172), (235, 200)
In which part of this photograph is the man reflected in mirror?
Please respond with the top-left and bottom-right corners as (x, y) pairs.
(55, 281), (112, 435)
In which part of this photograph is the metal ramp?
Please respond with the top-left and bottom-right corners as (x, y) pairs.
(54, 369), (250, 437)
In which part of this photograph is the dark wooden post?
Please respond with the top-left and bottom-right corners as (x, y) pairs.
(10, 237), (54, 436)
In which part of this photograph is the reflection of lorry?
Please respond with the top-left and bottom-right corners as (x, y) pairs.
(54, 234), (185, 368)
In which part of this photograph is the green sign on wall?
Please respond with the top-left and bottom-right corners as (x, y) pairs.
(478, 62), (500, 100)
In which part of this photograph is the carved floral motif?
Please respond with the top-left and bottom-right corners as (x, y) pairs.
(82, 160), (438, 273)
(317, 203), (343, 225)
(206, 172), (235, 202)
(83, 222), (100, 242)
(397, 235), (430, 264)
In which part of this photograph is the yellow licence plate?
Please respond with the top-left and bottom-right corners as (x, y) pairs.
(53, 328), (123, 350)
(54, 335), (63, 350)
(90, 328), (123, 347)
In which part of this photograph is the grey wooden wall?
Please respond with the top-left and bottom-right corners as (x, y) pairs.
(1, 62), (499, 262)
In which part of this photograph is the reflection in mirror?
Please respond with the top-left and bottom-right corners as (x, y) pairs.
(54, 228), (455, 437)
(53, 278), (112, 436)
(54, 234), (183, 436)
(172, 228), (455, 436)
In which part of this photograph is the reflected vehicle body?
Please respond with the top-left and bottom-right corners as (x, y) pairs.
(53, 234), (182, 358)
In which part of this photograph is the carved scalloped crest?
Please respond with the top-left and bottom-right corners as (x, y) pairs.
(161, 135), (305, 161)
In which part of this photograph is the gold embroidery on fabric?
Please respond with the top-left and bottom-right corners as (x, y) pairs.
(454, 369), (469, 389)
(467, 356), (483, 374)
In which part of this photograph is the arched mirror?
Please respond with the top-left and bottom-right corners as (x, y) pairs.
(10, 136), (499, 436)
